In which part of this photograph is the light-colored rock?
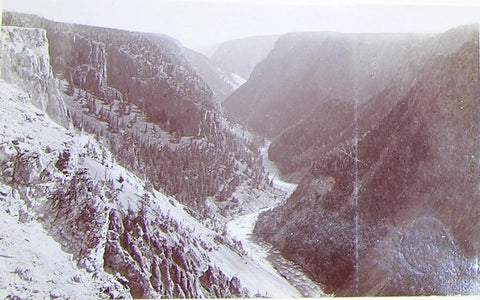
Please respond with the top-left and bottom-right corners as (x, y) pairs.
(0, 26), (69, 127)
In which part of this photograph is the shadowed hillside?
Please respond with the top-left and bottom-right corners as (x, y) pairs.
(255, 25), (480, 296)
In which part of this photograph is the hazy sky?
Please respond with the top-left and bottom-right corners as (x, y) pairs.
(2, 0), (480, 52)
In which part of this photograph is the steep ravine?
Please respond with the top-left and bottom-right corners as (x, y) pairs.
(226, 143), (325, 297)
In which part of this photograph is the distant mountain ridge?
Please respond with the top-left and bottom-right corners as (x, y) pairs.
(223, 27), (476, 140)
(267, 25), (478, 179)
(211, 35), (278, 79)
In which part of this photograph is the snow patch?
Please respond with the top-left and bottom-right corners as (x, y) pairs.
(222, 70), (246, 90)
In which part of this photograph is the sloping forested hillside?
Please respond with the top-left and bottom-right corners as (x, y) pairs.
(3, 12), (273, 221)
(255, 25), (480, 295)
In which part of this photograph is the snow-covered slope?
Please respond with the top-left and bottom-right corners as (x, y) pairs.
(0, 194), (112, 299)
(0, 79), (127, 298)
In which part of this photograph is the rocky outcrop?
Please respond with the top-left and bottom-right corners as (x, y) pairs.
(3, 11), (215, 137)
(0, 26), (69, 126)
(199, 266), (243, 297)
(68, 35), (111, 96)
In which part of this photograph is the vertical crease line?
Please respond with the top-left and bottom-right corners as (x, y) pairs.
(352, 36), (360, 295)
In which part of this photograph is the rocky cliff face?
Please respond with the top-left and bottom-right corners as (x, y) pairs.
(3, 12), (216, 137)
(255, 26), (480, 296)
(67, 34), (111, 97)
(0, 26), (69, 126)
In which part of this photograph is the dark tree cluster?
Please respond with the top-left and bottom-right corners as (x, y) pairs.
(69, 87), (270, 220)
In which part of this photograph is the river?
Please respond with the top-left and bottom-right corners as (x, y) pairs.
(226, 142), (326, 297)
